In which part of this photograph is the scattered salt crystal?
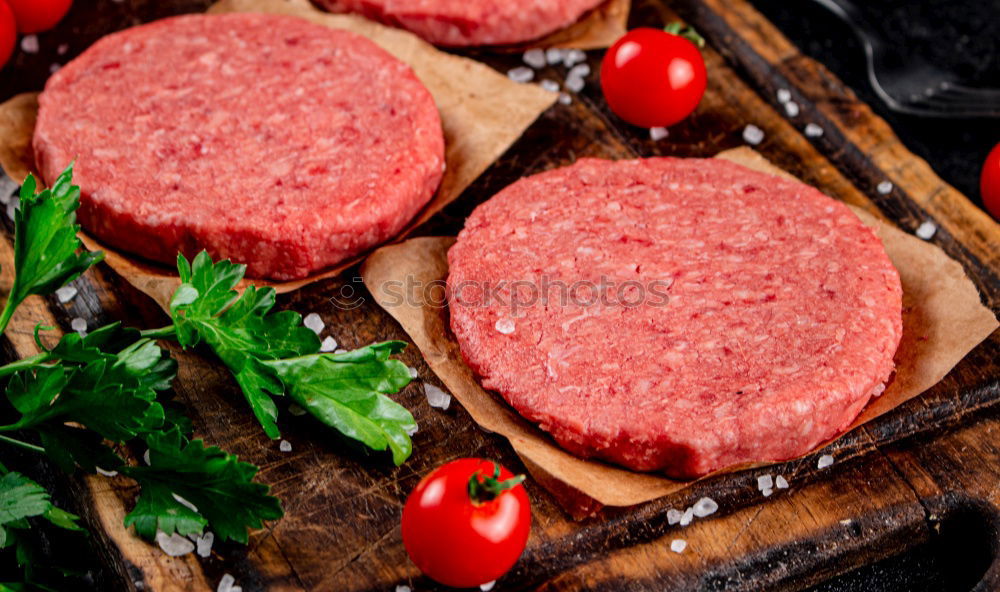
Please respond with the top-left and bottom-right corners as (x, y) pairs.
(217, 574), (238, 592)
(172, 493), (199, 513)
(279, 440), (292, 452)
(20, 35), (39, 54)
(407, 366), (419, 379)
(667, 508), (683, 525)
(49, 63), (61, 74)
(495, 318), (515, 334)
(568, 63), (591, 79)
(57, 43), (69, 55)
(777, 88), (791, 103)
(649, 127), (669, 141)
(563, 49), (586, 67)
(670, 539), (687, 553)
(480, 581), (496, 591)
(692, 497), (718, 517)
(303, 313), (324, 335)
(71, 317), (87, 334)
(818, 454), (835, 469)
(757, 474), (773, 491)
(6, 197), (19, 220)
(558, 92), (572, 105)
(679, 507), (694, 526)
(775, 475), (789, 489)
(55, 285), (78, 303)
(784, 101), (800, 117)
(761, 488), (773, 497)
(877, 180), (893, 194)
(334, 348), (348, 354)
(546, 48), (565, 65)
(404, 423), (418, 436)
(396, 587), (412, 592)
(156, 531), (194, 557)
(143, 449), (151, 465)
(0, 175), (16, 204)
(804, 123), (824, 138)
(95, 467), (118, 477)
(523, 48), (546, 69)
(424, 383), (451, 410)
(507, 67), (534, 83)
(840, 518), (852, 525)
(319, 336), (338, 352)
(540, 79), (560, 93)
(195, 532), (214, 557)
(742, 124), (764, 145)
(915, 221), (937, 240)
(288, 403), (307, 416)
(565, 74), (585, 93)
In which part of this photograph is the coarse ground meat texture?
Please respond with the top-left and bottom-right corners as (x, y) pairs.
(33, 13), (444, 280)
(447, 158), (903, 478)
(312, 0), (606, 46)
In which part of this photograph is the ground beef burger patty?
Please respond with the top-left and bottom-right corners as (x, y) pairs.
(313, 0), (605, 46)
(447, 158), (903, 478)
(33, 13), (444, 280)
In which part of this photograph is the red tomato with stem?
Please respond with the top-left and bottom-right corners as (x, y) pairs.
(402, 458), (531, 588)
(981, 142), (1000, 220)
(600, 25), (708, 128)
(0, 0), (14, 69)
(6, 0), (72, 34)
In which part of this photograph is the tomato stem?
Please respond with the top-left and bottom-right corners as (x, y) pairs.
(664, 22), (705, 48)
(467, 462), (526, 504)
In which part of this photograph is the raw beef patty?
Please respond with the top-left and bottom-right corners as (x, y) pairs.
(33, 13), (444, 280)
(313, 0), (606, 46)
(447, 158), (903, 478)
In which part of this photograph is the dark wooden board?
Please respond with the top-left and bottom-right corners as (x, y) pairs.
(1, 1), (998, 591)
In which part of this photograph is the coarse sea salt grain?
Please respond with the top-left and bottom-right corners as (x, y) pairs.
(568, 63), (591, 79)
(667, 508), (683, 525)
(0, 175), (17, 203)
(818, 454), (835, 469)
(55, 285), (78, 303)
(408, 366), (419, 379)
(20, 35), (39, 54)
(507, 66), (534, 83)
(805, 123), (824, 138)
(761, 488), (773, 497)
(757, 474), (773, 491)
(679, 507), (695, 526)
(540, 79), (560, 93)
(57, 43), (69, 55)
(195, 532), (214, 558)
(288, 403), (307, 416)
(563, 49), (586, 67)
(396, 586), (412, 592)
(480, 581), (496, 591)
(49, 63), (61, 74)
(649, 127), (669, 141)
(784, 101), (800, 117)
(558, 92), (572, 105)
(495, 318), (515, 334)
(156, 531), (194, 557)
(71, 317), (87, 334)
(692, 497), (718, 517)
(172, 493), (198, 513)
(279, 440), (292, 452)
(143, 449), (151, 465)
(218, 573), (241, 592)
(424, 383), (451, 410)
(777, 88), (791, 103)
(95, 467), (118, 477)
(320, 336), (338, 352)
(775, 475), (789, 489)
(877, 180), (893, 194)
(670, 539), (687, 553)
(565, 74), (585, 93)
(915, 221), (937, 240)
(742, 124), (764, 145)
(334, 348), (348, 354)
(546, 47), (565, 64)
(303, 313), (324, 335)
(523, 48), (546, 69)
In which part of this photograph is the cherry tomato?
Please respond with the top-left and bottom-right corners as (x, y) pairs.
(6, 0), (72, 34)
(981, 142), (1000, 220)
(0, 0), (14, 69)
(600, 26), (708, 128)
(402, 458), (531, 588)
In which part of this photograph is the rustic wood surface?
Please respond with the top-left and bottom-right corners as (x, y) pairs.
(1, 0), (998, 591)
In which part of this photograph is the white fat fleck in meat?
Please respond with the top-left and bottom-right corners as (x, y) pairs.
(495, 318), (516, 334)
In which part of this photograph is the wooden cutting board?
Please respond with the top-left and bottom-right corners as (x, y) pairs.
(1, 0), (998, 591)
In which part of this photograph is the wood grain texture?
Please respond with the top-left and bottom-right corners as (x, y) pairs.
(0, 0), (997, 591)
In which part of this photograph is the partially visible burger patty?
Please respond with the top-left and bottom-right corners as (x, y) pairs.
(313, 0), (606, 46)
(34, 13), (444, 280)
(448, 158), (903, 478)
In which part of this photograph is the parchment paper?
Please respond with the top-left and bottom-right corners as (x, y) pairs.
(361, 147), (999, 508)
(505, 0), (630, 50)
(0, 0), (557, 310)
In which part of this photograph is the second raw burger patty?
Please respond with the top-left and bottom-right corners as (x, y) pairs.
(33, 13), (444, 280)
(448, 158), (903, 478)
(313, 0), (606, 46)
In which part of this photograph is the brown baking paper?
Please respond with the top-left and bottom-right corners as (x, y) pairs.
(503, 0), (630, 51)
(361, 147), (999, 508)
(0, 0), (556, 311)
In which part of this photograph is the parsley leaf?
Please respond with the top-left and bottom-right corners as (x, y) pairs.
(0, 470), (82, 549)
(121, 429), (283, 543)
(0, 166), (103, 334)
(262, 342), (416, 465)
